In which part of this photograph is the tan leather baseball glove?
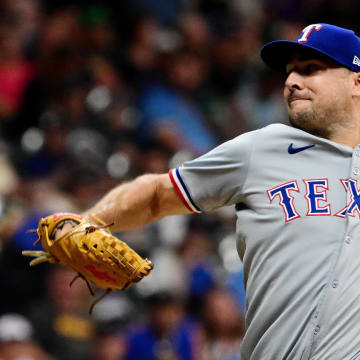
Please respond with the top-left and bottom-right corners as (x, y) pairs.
(22, 212), (154, 313)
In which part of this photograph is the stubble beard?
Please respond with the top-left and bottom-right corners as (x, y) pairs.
(288, 103), (350, 140)
(289, 108), (331, 139)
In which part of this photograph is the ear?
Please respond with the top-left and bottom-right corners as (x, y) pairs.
(351, 72), (360, 97)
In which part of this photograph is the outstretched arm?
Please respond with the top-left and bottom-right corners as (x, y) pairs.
(84, 173), (191, 231)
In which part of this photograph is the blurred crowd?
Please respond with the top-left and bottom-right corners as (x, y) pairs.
(0, 0), (358, 359)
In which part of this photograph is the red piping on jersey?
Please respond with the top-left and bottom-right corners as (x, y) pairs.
(168, 169), (196, 213)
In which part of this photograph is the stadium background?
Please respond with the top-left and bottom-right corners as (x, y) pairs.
(0, 0), (357, 359)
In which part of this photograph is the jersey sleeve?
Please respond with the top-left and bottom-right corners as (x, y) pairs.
(169, 130), (257, 212)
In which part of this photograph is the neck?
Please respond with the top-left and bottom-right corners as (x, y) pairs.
(328, 113), (360, 147)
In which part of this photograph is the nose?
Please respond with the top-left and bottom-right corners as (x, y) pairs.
(285, 71), (305, 92)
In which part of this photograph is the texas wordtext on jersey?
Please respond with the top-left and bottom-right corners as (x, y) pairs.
(267, 178), (360, 222)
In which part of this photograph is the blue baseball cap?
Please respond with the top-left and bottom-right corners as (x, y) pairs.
(261, 23), (360, 73)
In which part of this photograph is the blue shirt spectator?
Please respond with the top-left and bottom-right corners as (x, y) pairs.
(138, 83), (217, 155)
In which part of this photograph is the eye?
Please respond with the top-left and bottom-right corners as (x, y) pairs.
(303, 63), (321, 75)
(284, 68), (293, 80)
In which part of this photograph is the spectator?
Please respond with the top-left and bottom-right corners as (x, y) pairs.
(0, 313), (54, 360)
(138, 48), (217, 155)
(178, 13), (212, 56)
(199, 287), (245, 360)
(92, 322), (128, 360)
(126, 292), (198, 360)
(0, 15), (36, 139)
(177, 228), (216, 317)
(119, 15), (162, 89)
(27, 265), (95, 360)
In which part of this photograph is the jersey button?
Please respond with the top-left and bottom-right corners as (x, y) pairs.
(314, 325), (320, 335)
(332, 280), (339, 288)
(353, 167), (360, 176)
(345, 236), (352, 244)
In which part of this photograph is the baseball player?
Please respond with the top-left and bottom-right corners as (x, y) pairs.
(57, 23), (360, 359)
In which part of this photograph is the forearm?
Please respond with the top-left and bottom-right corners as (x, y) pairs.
(84, 173), (189, 231)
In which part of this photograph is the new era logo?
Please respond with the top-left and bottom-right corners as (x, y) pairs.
(353, 56), (360, 66)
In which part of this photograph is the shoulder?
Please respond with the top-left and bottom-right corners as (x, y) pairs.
(257, 123), (326, 140)
(247, 124), (319, 150)
(225, 124), (294, 144)
(257, 123), (298, 136)
(212, 125), (281, 155)
(216, 124), (309, 158)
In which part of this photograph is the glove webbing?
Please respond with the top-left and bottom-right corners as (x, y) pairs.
(54, 215), (119, 314)
(24, 215), (120, 314)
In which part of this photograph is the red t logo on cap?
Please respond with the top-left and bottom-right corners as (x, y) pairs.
(298, 24), (323, 43)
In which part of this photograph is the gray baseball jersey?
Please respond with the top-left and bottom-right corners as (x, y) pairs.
(169, 123), (360, 360)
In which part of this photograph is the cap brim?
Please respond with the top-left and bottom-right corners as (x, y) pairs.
(260, 40), (335, 74)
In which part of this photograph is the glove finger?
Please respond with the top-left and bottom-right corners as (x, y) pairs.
(29, 256), (53, 266)
(22, 250), (54, 266)
(22, 250), (48, 257)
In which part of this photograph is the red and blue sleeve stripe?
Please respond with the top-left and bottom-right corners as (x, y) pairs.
(169, 168), (202, 213)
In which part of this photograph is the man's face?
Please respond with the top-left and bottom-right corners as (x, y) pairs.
(284, 54), (354, 139)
